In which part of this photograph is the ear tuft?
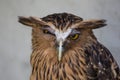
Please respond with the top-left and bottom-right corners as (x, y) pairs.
(18, 16), (47, 28)
(77, 19), (107, 29)
(18, 16), (36, 27)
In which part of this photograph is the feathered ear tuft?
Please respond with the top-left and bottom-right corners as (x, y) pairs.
(77, 19), (107, 29)
(18, 16), (47, 28)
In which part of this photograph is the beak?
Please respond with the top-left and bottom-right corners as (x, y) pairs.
(58, 40), (63, 61)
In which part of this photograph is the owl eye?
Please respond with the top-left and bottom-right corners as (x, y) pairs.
(43, 30), (49, 34)
(69, 34), (79, 40)
(43, 29), (55, 36)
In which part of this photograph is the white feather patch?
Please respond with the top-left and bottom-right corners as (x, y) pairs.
(55, 29), (72, 42)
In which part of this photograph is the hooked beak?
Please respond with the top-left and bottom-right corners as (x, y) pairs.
(57, 40), (63, 61)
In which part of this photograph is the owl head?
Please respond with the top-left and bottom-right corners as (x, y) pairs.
(18, 13), (106, 61)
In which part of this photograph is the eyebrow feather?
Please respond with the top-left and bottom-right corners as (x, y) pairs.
(70, 29), (80, 34)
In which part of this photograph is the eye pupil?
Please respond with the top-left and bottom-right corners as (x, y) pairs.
(70, 34), (79, 40)
(43, 30), (48, 33)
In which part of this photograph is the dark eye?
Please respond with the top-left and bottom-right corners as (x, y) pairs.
(69, 34), (79, 40)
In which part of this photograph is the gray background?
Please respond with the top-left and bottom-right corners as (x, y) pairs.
(0, 0), (120, 80)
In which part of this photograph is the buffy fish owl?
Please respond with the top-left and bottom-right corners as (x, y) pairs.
(18, 13), (120, 80)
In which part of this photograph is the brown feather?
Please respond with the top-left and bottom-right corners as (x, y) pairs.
(18, 13), (120, 80)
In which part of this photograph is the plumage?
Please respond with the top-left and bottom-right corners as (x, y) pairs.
(18, 13), (120, 80)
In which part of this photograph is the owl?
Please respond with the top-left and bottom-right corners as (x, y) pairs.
(18, 13), (120, 80)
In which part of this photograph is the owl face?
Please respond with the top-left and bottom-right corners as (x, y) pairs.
(40, 24), (82, 61)
(19, 13), (106, 61)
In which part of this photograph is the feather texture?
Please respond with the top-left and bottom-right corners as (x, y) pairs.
(18, 13), (120, 80)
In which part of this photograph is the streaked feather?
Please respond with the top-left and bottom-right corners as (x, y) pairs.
(18, 13), (120, 80)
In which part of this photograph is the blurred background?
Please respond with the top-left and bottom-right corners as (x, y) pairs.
(0, 0), (120, 80)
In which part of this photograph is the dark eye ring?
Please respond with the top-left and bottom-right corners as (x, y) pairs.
(69, 34), (79, 40)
